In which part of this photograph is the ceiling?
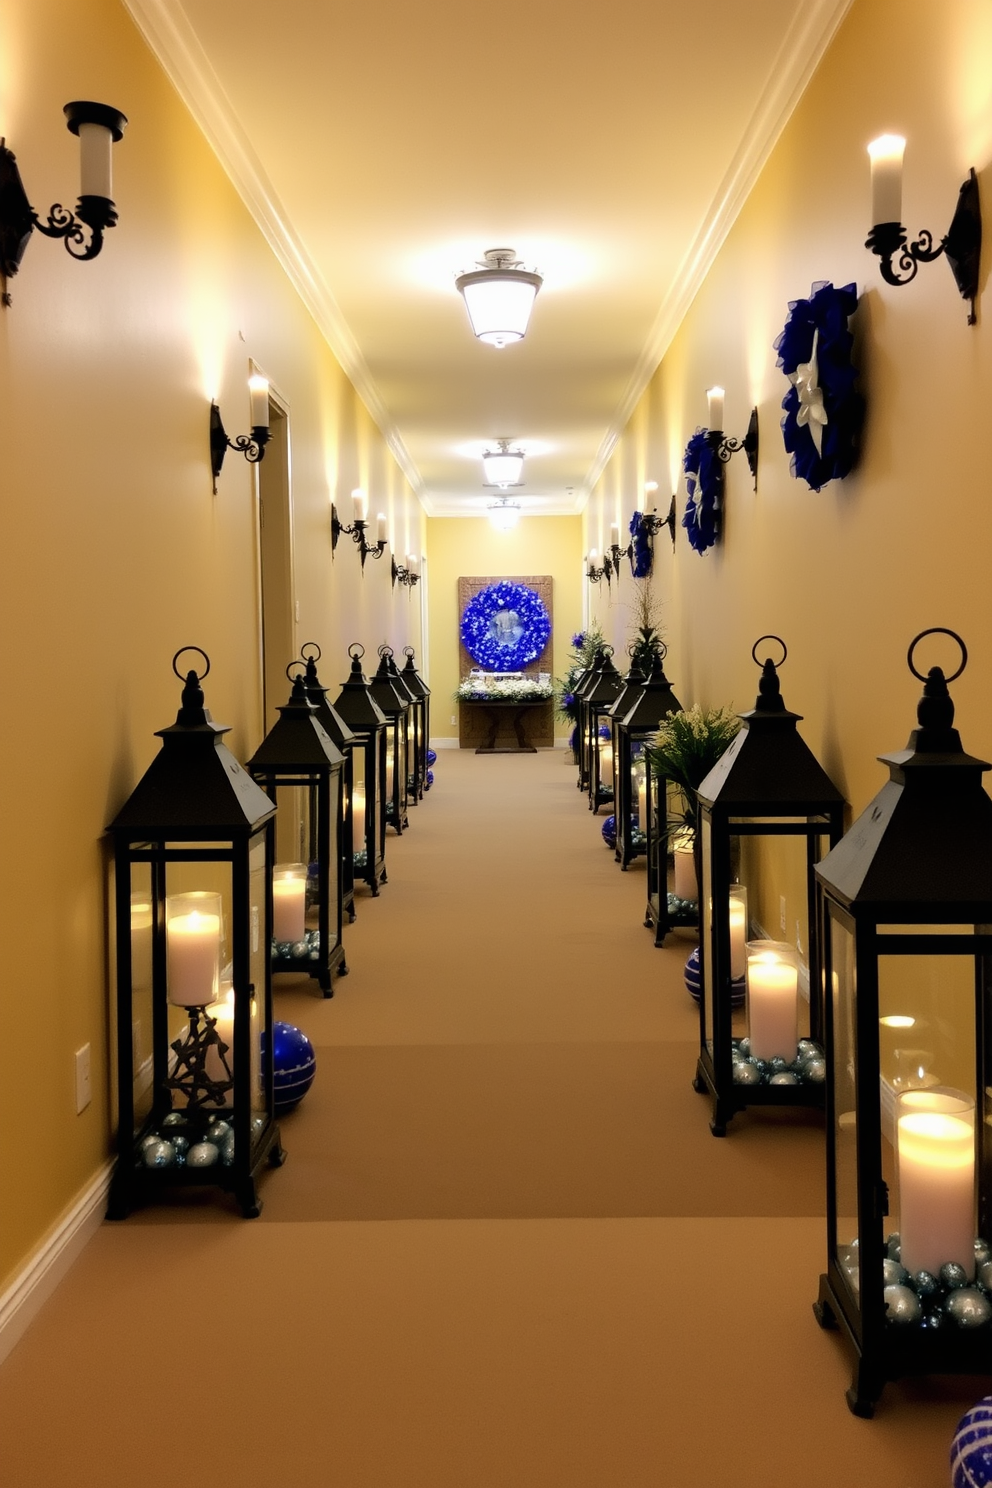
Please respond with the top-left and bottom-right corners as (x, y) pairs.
(126, 0), (852, 516)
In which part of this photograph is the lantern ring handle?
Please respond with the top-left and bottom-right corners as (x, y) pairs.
(286, 661), (306, 681)
(172, 646), (210, 682)
(751, 634), (787, 669)
(908, 628), (967, 683)
(378, 643), (394, 657)
(602, 644), (614, 656)
(403, 645), (415, 659)
(348, 642), (365, 660)
(657, 641), (668, 662)
(300, 641), (321, 662)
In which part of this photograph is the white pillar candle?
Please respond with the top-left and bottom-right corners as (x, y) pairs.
(79, 121), (113, 198)
(674, 844), (696, 900)
(385, 738), (395, 799)
(637, 777), (647, 832)
(272, 863), (306, 942)
(897, 1089), (975, 1277)
(609, 522), (620, 548)
(248, 375), (269, 430)
(728, 886), (748, 979)
(351, 488), (368, 523)
(376, 512), (387, 543)
(352, 783), (367, 851)
(746, 941), (798, 1061)
(130, 894), (153, 992)
(706, 386), (725, 432)
(601, 740), (614, 789)
(407, 552), (419, 574)
(868, 134), (905, 227)
(166, 896), (221, 1007)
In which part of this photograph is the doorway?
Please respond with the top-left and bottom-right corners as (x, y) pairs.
(255, 383), (295, 735)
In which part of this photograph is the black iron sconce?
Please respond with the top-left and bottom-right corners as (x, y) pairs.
(391, 554), (420, 588)
(866, 137), (981, 325)
(613, 498), (678, 570)
(706, 389), (759, 489)
(331, 489), (386, 570)
(0, 101), (128, 305)
(585, 549), (614, 586)
(210, 377), (270, 493)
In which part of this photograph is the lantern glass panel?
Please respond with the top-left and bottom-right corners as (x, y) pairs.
(128, 872), (154, 1127)
(829, 911), (860, 1297)
(700, 819), (715, 1056)
(248, 835), (267, 1122)
(351, 749), (368, 866)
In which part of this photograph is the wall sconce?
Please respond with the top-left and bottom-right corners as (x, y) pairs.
(865, 136), (981, 325)
(585, 548), (613, 585)
(706, 387), (759, 489)
(209, 377), (270, 493)
(612, 499), (678, 571)
(391, 552), (420, 588)
(331, 489), (387, 569)
(0, 101), (128, 305)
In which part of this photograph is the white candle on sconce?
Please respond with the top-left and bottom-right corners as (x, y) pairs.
(352, 783), (367, 851)
(728, 885), (748, 979)
(248, 375), (270, 430)
(166, 894), (221, 1007)
(78, 121), (113, 199)
(376, 513), (387, 543)
(746, 941), (799, 1061)
(351, 488), (368, 523)
(706, 385), (725, 432)
(897, 1088), (975, 1278)
(609, 522), (620, 548)
(272, 863), (306, 943)
(407, 552), (419, 574)
(868, 134), (905, 227)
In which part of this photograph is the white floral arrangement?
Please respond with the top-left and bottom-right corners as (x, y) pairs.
(456, 675), (554, 702)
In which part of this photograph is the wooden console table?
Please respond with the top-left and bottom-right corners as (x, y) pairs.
(459, 698), (550, 753)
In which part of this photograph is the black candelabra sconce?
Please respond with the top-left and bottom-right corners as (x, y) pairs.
(0, 101), (128, 305)
(391, 554), (420, 589)
(866, 136), (981, 325)
(331, 490), (386, 570)
(209, 377), (270, 492)
(585, 549), (614, 586)
(706, 389), (759, 489)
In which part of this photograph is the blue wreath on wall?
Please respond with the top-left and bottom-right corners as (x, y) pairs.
(628, 512), (653, 577)
(460, 581), (552, 671)
(681, 430), (724, 555)
(774, 280), (864, 492)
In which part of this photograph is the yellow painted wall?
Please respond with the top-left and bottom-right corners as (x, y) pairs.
(586, 0), (992, 944)
(425, 517), (584, 741)
(0, 0), (423, 1289)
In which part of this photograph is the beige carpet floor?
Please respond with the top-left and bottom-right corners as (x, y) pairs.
(0, 749), (985, 1485)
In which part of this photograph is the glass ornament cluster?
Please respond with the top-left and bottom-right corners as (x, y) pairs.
(139, 1111), (267, 1170)
(459, 581), (552, 672)
(731, 1036), (826, 1086)
(272, 929), (321, 965)
(837, 1234), (992, 1333)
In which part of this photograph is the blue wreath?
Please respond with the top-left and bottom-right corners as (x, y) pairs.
(681, 429), (724, 555)
(628, 512), (652, 577)
(460, 581), (552, 671)
(774, 280), (864, 492)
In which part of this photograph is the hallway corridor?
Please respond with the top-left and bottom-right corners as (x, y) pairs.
(0, 751), (979, 1485)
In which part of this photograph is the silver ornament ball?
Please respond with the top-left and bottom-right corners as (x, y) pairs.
(769, 1072), (799, 1085)
(946, 1288), (992, 1328)
(884, 1284), (921, 1324)
(186, 1141), (220, 1168)
(733, 1061), (761, 1085)
(142, 1140), (175, 1169)
(882, 1258), (908, 1287)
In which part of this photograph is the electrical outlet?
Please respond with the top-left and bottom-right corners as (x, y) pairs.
(450, 714), (456, 725)
(75, 1044), (92, 1114)
(779, 895), (787, 933)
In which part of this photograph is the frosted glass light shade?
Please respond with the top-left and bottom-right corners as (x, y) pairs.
(488, 500), (521, 531)
(483, 447), (524, 486)
(455, 250), (542, 347)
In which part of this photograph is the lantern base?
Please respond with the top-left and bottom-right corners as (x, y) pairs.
(693, 1046), (826, 1136)
(271, 930), (347, 995)
(106, 1111), (283, 1220)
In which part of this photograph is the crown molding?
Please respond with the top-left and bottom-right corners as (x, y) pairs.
(121, 0), (424, 501)
(585, 0), (855, 494)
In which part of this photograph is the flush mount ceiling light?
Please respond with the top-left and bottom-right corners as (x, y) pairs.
(487, 497), (522, 531)
(455, 248), (543, 347)
(482, 438), (525, 488)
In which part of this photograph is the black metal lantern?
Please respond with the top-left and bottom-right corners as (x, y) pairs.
(586, 647), (622, 813)
(300, 643), (358, 925)
(400, 646), (431, 804)
(370, 646), (411, 834)
(694, 637), (845, 1137)
(333, 644), (388, 896)
(106, 649), (283, 1220)
(574, 650), (605, 794)
(615, 649), (682, 871)
(813, 630), (992, 1417)
(246, 669), (346, 996)
(381, 644), (422, 810)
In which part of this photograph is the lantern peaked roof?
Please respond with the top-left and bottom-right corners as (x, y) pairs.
(584, 648), (623, 706)
(816, 659), (992, 915)
(697, 649), (843, 815)
(300, 648), (357, 751)
(608, 650), (646, 720)
(247, 674), (344, 772)
(373, 647), (414, 710)
(401, 647), (430, 699)
(333, 646), (388, 731)
(109, 665), (275, 836)
(621, 649), (682, 730)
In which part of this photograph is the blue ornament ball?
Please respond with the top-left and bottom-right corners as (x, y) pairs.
(951, 1396), (992, 1488)
(426, 749), (437, 767)
(263, 1020), (317, 1113)
(601, 815), (617, 848)
(684, 946), (702, 1001)
(426, 770), (434, 788)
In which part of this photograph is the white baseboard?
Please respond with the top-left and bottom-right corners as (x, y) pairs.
(0, 1159), (113, 1366)
(429, 737), (460, 749)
